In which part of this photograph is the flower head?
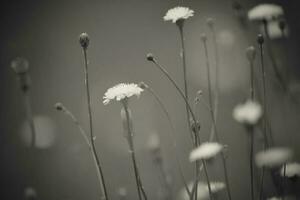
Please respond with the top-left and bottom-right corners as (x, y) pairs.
(163, 7), (194, 23)
(103, 83), (144, 105)
(11, 57), (29, 74)
(189, 142), (223, 162)
(233, 100), (262, 126)
(280, 162), (300, 178)
(248, 4), (284, 21)
(255, 147), (293, 168)
(178, 181), (225, 200)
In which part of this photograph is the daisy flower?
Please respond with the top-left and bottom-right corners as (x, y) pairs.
(248, 4), (284, 21)
(255, 147), (293, 168)
(189, 142), (223, 162)
(163, 6), (194, 23)
(280, 162), (300, 178)
(103, 83), (144, 105)
(233, 100), (262, 126)
(209, 181), (226, 193)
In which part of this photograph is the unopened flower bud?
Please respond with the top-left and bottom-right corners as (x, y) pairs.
(138, 82), (148, 89)
(246, 46), (256, 61)
(79, 32), (90, 49)
(146, 53), (154, 61)
(257, 34), (264, 45)
(206, 18), (214, 28)
(54, 102), (64, 111)
(200, 33), (207, 41)
(11, 57), (29, 74)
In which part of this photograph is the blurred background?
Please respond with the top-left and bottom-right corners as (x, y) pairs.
(1, 0), (300, 199)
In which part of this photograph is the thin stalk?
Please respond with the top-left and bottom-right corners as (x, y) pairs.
(149, 58), (198, 136)
(262, 20), (287, 92)
(157, 161), (172, 200)
(23, 92), (36, 148)
(56, 103), (108, 200)
(122, 102), (147, 200)
(82, 49), (108, 200)
(258, 41), (269, 148)
(259, 167), (265, 200)
(202, 36), (232, 200)
(248, 128), (255, 200)
(282, 163), (286, 200)
(143, 84), (190, 197)
(202, 160), (214, 200)
(178, 23), (193, 141)
(208, 22), (220, 139)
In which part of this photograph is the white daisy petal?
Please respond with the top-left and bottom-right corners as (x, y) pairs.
(164, 7), (194, 23)
(189, 142), (223, 162)
(103, 83), (143, 105)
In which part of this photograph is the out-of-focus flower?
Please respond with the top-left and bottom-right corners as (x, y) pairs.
(248, 4), (284, 21)
(280, 162), (300, 178)
(178, 181), (225, 200)
(233, 100), (262, 126)
(147, 133), (161, 152)
(24, 187), (37, 200)
(189, 142), (223, 162)
(20, 115), (57, 149)
(117, 187), (128, 200)
(103, 83), (143, 105)
(255, 147), (293, 168)
(209, 181), (226, 193)
(163, 7), (194, 23)
(261, 20), (289, 39)
(267, 197), (282, 200)
(11, 57), (29, 74)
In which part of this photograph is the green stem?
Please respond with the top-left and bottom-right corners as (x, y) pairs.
(23, 91), (36, 149)
(57, 103), (108, 200)
(144, 84), (190, 197)
(202, 36), (232, 200)
(122, 102), (147, 200)
(83, 49), (108, 200)
(202, 160), (213, 200)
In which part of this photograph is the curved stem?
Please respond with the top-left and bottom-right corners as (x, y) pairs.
(82, 49), (108, 200)
(150, 58), (198, 137)
(144, 84), (190, 197)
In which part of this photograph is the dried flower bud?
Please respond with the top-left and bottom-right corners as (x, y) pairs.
(138, 82), (148, 89)
(197, 90), (203, 96)
(257, 34), (264, 44)
(11, 57), (29, 74)
(79, 32), (90, 49)
(200, 33), (207, 41)
(54, 102), (64, 111)
(246, 46), (256, 61)
(146, 53), (154, 61)
(206, 18), (214, 28)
